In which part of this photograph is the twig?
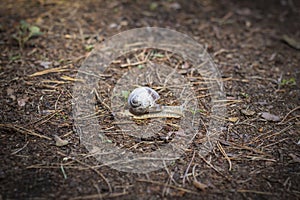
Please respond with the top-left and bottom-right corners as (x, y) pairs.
(120, 60), (147, 68)
(278, 106), (300, 124)
(11, 141), (30, 155)
(182, 150), (196, 185)
(28, 66), (70, 77)
(221, 140), (270, 156)
(261, 125), (293, 141)
(0, 124), (52, 140)
(29, 109), (62, 126)
(198, 153), (231, 181)
(236, 189), (276, 195)
(262, 138), (290, 149)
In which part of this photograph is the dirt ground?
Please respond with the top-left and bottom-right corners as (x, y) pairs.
(0, 0), (299, 199)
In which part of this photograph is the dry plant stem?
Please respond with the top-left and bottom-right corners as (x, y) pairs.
(236, 189), (275, 195)
(198, 153), (231, 182)
(182, 150), (196, 185)
(162, 159), (178, 186)
(217, 141), (232, 171)
(278, 106), (300, 124)
(30, 109), (62, 126)
(58, 151), (112, 193)
(0, 123), (52, 140)
(28, 66), (70, 77)
(11, 141), (30, 155)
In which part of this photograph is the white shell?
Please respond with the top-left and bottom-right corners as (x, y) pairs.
(128, 87), (160, 115)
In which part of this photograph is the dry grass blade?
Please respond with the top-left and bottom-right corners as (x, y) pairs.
(0, 123), (52, 140)
(28, 66), (70, 77)
(182, 150), (196, 185)
(198, 153), (231, 181)
(30, 109), (62, 126)
(236, 189), (276, 195)
(278, 106), (300, 124)
(217, 141), (232, 171)
(60, 75), (85, 82)
(120, 60), (147, 68)
(58, 151), (112, 193)
(222, 140), (270, 156)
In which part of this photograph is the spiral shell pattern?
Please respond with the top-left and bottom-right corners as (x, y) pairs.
(128, 87), (160, 115)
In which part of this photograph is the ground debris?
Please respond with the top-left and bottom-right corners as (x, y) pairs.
(261, 112), (281, 122)
(282, 35), (300, 50)
(241, 109), (256, 116)
(54, 135), (69, 147)
(193, 180), (208, 191)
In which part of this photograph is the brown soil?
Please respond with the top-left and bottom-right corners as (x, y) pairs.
(0, 0), (299, 199)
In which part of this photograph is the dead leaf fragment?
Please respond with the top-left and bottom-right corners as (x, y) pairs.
(241, 109), (256, 116)
(228, 117), (239, 122)
(193, 180), (208, 191)
(261, 112), (281, 122)
(54, 135), (69, 147)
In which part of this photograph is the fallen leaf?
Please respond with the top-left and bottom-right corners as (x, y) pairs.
(54, 135), (68, 147)
(261, 112), (280, 122)
(193, 180), (208, 191)
(241, 109), (256, 116)
(228, 117), (239, 122)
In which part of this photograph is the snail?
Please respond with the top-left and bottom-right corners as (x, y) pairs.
(128, 87), (162, 115)
(127, 87), (183, 119)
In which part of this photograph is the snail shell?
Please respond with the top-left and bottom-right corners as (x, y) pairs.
(128, 87), (162, 115)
